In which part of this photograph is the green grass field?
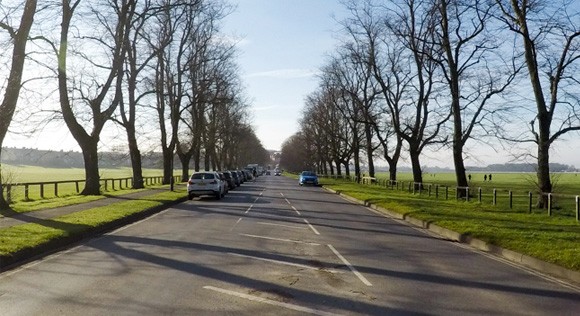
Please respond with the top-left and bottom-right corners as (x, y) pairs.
(316, 174), (580, 271)
(1, 164), (173, 203)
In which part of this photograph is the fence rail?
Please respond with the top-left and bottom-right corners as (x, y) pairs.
(1, 176), (181, 204)
(320, 174), (580, 222)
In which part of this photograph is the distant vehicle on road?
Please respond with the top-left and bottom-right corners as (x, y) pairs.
(299, 171), (319, 186)
(187, 172), (224, 200)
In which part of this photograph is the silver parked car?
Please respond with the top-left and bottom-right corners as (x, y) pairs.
(187, 172), (225, 200)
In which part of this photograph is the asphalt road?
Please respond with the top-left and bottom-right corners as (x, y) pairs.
(0, 175), (578, 315)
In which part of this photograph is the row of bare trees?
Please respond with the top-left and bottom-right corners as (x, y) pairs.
(0, 0), (268, 209)
(282, 0), (580, 207)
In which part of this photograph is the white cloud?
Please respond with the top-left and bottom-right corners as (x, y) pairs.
(246, 68), (320, 79)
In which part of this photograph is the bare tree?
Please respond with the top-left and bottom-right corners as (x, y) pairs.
(430, 0), (518, 193)
(115, 0), (165, 189)
(47, 0), (133, 195)
(495, 0), (580, 207)
(0, 0), (37, 208)
(386, 0), (450, 187)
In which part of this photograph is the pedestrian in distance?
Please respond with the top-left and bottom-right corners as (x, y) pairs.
(484, 174), (487, 181)
(489, 174), (492, 181)
(468, 174), (472, 181)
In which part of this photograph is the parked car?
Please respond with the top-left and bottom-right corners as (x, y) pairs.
(299, 171), (319, 186)
(274, 169), (282, 176)
(221, 171), (236, 190)
(243, 170), (254, 181)
(230, 170), (241, 187)
(217, 172), (229, 195)
(187, 172), (224, 200)
(266, 170), (271, 175)
(236, 170), (246, 183)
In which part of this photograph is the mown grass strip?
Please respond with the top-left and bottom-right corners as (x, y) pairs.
(320, 178), (580, 271)
(0, 189), (185, 257)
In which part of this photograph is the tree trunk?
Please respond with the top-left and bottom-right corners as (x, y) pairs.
(80, 140), (101, 195)
(364, 122), (375, 177)
(409, 147), (423, 189)
(162, 147), (174, 185)
(453, 140), (468, 196)
(0, 0), (37, 209)
(536, 136), (552, 208)
(128, 133), (144, 189)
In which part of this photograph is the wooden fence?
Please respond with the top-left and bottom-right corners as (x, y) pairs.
(322, 174), (580, 222)
(1, 176), (181, 204)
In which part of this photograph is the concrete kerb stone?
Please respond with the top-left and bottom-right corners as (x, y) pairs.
(0, 195), (188, 272)
(323, 186), (580, 287)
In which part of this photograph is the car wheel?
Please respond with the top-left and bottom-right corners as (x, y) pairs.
(188, 193), (194, 200)
(215, 191), (222, 200)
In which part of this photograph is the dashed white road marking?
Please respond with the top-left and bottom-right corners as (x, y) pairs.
(230, 217), (243, 231)
(303, 219), (320, 235)
(239, 233), (320, 246)
(291, 205), (301, 215)
(257, 222), (307, 230)
(245, 205), (253, 214)
(227, 252), (342, 273)
(327, 244), (372, 286)
(203, 286), (340, 316)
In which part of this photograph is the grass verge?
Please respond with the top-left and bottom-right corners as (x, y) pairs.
(321, 178), (580, 272)
(0, 188), (186, 258)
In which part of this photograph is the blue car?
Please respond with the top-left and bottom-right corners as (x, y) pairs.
(299, 171), (319, 186)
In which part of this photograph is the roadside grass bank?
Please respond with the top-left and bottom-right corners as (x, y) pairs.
(6, 186), (161, 215)
(0, 187), (186, 268)
(318, 177), (579, 272)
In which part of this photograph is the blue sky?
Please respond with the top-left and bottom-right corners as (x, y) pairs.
(222, 0), (347, 151)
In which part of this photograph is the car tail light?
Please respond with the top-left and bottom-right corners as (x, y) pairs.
(188, 180), (193, 184)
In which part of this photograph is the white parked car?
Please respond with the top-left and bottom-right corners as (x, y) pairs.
(187, 172), (224, 200)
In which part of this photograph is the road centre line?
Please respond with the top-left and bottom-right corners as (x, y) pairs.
(303, 219), (320, 235)
(257, 221), (307, 230)
(285, 198), (292, 205)
(203, 286), (339, 316)
(239, 233), (321, 246)
(227, 252), (342, 273)
(291, 205), (301, 216)
(245, 205), (253, 214)
(327, 244), (372, 286)
(230, 217), (243, 231)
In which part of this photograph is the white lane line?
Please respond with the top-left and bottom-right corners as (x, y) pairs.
(291, 205), (301, 216)
(257, 222), (307, 230)
(230, 217), (243, 231)
(303, 219), (320, 235)
(245, 205), (253, 214)
(203, 286), (340, 316)
(227, 253), (342, 273)
(240, 233), (320, 246)
(327, 244), (372, 286)
(284, 198), (292, 205)
(280, 193), (285, 197)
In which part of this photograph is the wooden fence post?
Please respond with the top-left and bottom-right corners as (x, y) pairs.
(576, 195), (580, 222)
(54, 183), (58, 197)
(6, 184), (11, 204)
(40, 183), (44, 198)
(25, 184), (29, 201)
(478, 187), (482, 203)
(548, 193), (552, 216)
(493, 189), (497, 205)
(509, 191), (512, 209)
(528, 192), (533, 214)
